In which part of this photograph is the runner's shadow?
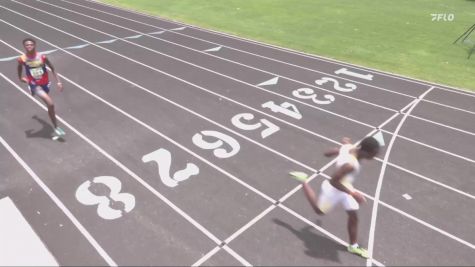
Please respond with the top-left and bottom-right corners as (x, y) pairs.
(273, 218), (345, 263)
(25, 115), (65, 142)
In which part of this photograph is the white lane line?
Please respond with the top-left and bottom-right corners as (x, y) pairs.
(172, 17), (475, 96)
(423, 99), (475, 116)
(366, 87), (434, 267)
(58, 0), (475, 134)
(58, 0), (406, 111)
(23, 0), (385, 129)
(0, 72), (226, 246)
(317, 171), (475, 254)
(4, 8), (475, 257)
(0, 136), (116, 266)
(3, 15), (473, 204)
(279, 205), (385, 267)
(0, 196), (58, 266)
(404, 113), (475, 137)
(2, 14), (473, 206)
(402, 194), (412, 200)
(193, 128), (394, 266)
(8, 2), (475, 165)
(84, 0), (475, 96)
(386, 161), (475, 201)
(191, 246), (221, 267)
(396, 134), (475, 164)
(222, 245), (252, 266)
(0, 26), (277, 203)
(8, 2), (475, 264)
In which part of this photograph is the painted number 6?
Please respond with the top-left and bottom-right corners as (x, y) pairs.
(192, 130), (240, 158)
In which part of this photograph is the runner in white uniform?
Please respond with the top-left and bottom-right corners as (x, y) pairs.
(292, 136), (380, 258)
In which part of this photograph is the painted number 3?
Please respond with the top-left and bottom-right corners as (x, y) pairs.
(76, 176), (136, 220)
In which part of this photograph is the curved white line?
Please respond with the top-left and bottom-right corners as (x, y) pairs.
(366, 86), (434, 266)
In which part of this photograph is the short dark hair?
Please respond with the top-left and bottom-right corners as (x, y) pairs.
(359, 136), (380, 154)
(22, 38), (36, 45)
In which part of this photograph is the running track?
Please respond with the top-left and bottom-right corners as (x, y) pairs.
(0, 0), (474, 266)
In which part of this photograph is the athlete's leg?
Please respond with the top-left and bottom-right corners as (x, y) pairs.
(347, 210), (358, 245)
(302, 182), (324, 215)
(34, 87), (58, 129)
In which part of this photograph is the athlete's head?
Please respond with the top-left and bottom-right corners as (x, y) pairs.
(357, 136), (380, 159)
(22, 38), (36, 53)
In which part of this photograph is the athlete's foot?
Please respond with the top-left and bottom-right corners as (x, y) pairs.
(347, 245), (369, 259)
(54, 127), (65, 136)
(289, 171), (309, 182)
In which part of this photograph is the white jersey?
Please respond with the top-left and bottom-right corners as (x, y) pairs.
(334, 144), (360, 189)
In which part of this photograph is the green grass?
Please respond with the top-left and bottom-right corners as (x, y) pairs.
(100, 0), (475, 91)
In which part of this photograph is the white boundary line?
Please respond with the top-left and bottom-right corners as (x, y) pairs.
(59, 0), (411, 100)
(2, 14), (475, 267)
(45, 0), (475, 135)
(3, 7), (474, 203)
(6, 2), (475, 165)
(366, 87), (435, 266)
(86, 0), (475, 95)
(2, 8), (474, 201)
(0, 72), (247, 261)
(0, 135), (117, 267)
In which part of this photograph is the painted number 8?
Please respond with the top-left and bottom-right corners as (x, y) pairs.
(76, 176), (136, 220)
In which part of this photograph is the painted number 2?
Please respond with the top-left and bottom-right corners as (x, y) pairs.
(231, 113), (280, 138)
(314, 77), (357, 93)
(142, 148), (200, 188)
(192, 130), (240, 158)
(76, 176), (136, 220)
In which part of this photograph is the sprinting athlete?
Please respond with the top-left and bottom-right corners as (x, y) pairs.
(17, 38), (65, 137)
(291, 136), (380, 258)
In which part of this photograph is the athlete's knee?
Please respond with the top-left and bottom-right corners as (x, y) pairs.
(313, 205), (325, 215)
(347, 211), (358, 222)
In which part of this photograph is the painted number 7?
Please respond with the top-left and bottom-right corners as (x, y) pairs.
(231, 113), (280, 138)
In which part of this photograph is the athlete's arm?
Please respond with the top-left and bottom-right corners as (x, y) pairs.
(44, 57), (63, 91)
(17, 61), (27, 83)
(324, 138), (352, 157)
(324, 147), (339, 157)
(329, 163), (365, 203)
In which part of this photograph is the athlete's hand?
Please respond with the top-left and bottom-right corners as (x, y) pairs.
(20, 77), (28, 83)
(57, 82), (63, 92)
(351, 191), (366, 204)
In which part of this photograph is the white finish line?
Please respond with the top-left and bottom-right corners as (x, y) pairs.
(0, 197), (58, 266)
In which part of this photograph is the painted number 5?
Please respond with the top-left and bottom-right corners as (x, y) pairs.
(192, 130), (240, 158)
(231, 113), (280, 138)
(76, 176), (135, 220)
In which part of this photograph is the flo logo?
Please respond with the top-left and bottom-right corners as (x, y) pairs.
(431, 13), (455, 21)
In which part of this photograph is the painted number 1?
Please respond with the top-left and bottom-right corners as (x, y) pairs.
(334, 68), (373, 81)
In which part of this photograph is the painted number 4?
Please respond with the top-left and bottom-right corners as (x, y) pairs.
(261, 101), (302, 120)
